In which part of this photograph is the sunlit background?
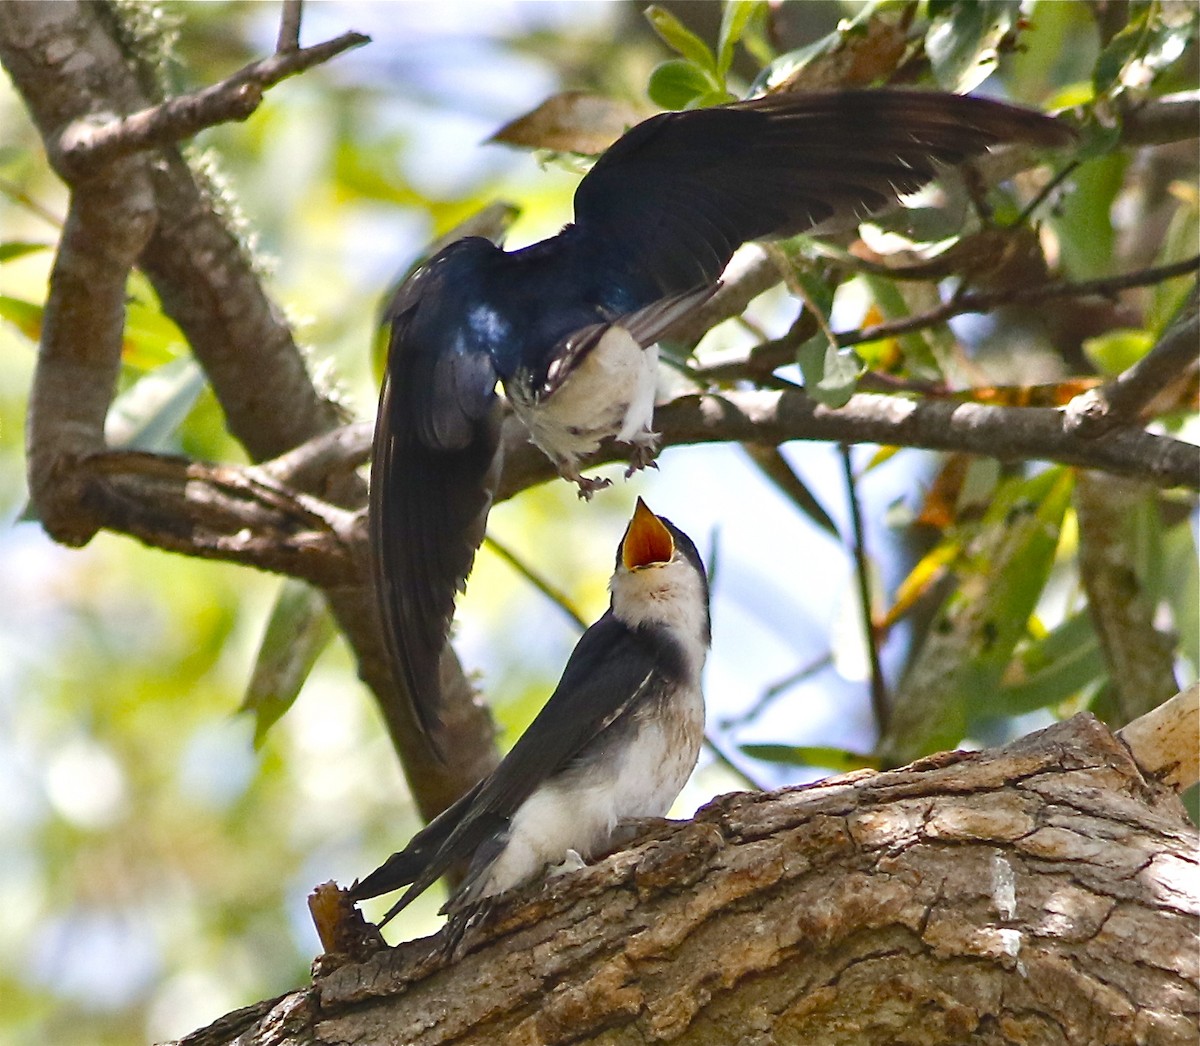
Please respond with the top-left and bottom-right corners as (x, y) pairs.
(1, 2), (1195, 1043)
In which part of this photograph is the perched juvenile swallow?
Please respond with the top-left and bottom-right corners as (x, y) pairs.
(371, 89), (1074, 740)
(351, 498), (710, 927)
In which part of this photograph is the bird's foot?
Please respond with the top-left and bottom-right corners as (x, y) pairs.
(623, 437), (661, 478)
(573, 474), (612, 501)
(440, 898), (494, 963)
(549, 848), (588, 877)
(601, 816), (675, 855)
(624, 456), (659, 480)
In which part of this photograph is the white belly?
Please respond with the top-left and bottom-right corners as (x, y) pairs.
(475, 683), (705, 899)
(509, 326), (659, 487)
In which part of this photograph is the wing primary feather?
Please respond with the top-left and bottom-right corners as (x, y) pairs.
(369, 241), (504, 747)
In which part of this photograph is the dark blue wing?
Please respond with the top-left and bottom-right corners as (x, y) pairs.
(570, 90), (1074, 301)
(369, 238), (506, 743)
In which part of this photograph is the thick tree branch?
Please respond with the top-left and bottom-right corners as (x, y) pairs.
(54, 377), (1197, 588)
(1119, 89), (1200, 148)
(80, 450), (362, 585)
(499, 389), (1200, 498)
(1118, 685), (1200, 790)
(171, 712), (1199, 1046)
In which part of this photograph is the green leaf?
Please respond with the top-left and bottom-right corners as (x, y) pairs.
(105, 357), (207, 451)
(717, 1), (763, 78)
(0, 241), (48, 263)
(926, 0), (1022, 93)
(865, 201), (970, 246)
(740, 743), (881, 773)
(858, 273), (943, 379)
(240, 580), (336, 749)
(0, 293), (42, 342)
(1054, 151), (1127, 280)
(881, 467), (1074, 762)
(645, 5), (719, 75)
(647, 59), (715, 110)
(991, 612), (1105, 717)
(691, 87), (739, 108)
(1093, 4), (1196, 98)
(1162, 521), (1200, 674)
(1082, 328), (1153, 376)
(961, 468), (1076, 709)
(797, 337), (864, 408)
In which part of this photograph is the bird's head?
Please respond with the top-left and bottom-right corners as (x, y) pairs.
(611, 498), (711, 648)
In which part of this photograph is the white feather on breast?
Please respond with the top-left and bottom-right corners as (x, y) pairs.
(472, 681), (705, 900)
(510, 326), (658, 480)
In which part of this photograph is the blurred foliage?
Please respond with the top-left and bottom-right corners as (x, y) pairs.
(0, 1), (1196, 1042)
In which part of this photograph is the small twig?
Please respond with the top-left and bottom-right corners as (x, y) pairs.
(1016, 157), (1080, 226)
(56, 29), (370, 170)
(258, 421), (373, 493)
(1065, 282), (1200, 437)
(840, 255), (1200, 350)
(702, 732), (767, 792)
(695, 255), (1200, 383)
(839, 444), (888, 733)
(719, 651), (834, 730)
(484, 536), (589, 632)
(277, 0), (303, 52)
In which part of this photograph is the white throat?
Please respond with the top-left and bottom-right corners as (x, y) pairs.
(609, 555), (709, 677)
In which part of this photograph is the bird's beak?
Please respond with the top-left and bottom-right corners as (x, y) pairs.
(622, 497), (675, 570)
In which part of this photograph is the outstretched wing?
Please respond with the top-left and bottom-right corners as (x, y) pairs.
(369, 238), (505, 744)
(570, 89), (1074, 300)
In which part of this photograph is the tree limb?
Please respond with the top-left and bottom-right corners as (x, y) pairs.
(56, 30), (369, 170)
(499, 389), (1200, 498)
(170, 711), (1200, 1046)
(0, 0), (497, 824)
(1118, 685), (1200, 790)
(50, 376), (1196, 592)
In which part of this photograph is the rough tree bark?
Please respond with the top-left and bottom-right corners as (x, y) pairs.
(169, 698), (1199, 1046)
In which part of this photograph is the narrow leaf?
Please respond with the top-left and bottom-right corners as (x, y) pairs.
(991, 611), (1105, 717)
(740, 743), (880, 773)
(740, 443), (841, 540)
(880, 467), (1074, 763)
(717, 1), (763, 78)
(240, 580), (336, 749)
(0, 293), (43, 342)
(645, 5), (719, 75)
(925, 0), (1022, 93)
(489, 92), (648, 155)
(0, 241), (48, 263)
(105, 357), (208, 451)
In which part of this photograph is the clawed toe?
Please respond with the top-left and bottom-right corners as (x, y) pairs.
(574, 475), (612, 500)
